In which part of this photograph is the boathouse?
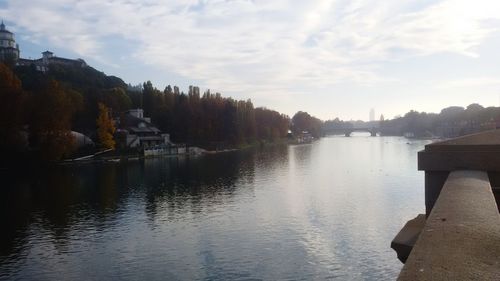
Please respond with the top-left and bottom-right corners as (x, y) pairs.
(116, 109), (171, 148)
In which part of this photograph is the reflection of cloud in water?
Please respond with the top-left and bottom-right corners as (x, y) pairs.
(278, 136), (429, 279)
(0, 138), (430, 280)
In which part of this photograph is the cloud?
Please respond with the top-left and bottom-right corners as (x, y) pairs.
(438, 77), (500, 89)
(1, 0), (500, 115)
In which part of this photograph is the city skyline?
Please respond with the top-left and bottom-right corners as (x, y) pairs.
(1, 0), (500, 120)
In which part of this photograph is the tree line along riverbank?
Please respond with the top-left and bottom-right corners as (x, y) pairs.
(2, 61), (498, 166)
(0, 62), (322, 165)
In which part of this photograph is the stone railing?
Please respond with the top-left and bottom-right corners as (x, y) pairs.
(392, 130), (500, 280)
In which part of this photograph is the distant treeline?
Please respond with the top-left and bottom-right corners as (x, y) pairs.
(323, 118), (355, 133)
(379, 104), (500, 138)
(322, 104), (500, 138)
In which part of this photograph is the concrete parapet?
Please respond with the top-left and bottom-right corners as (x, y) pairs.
(397, 171), (500, 280)
(419, 130), (500, 214)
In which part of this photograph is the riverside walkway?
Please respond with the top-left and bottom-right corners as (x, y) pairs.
(392, 130), (500, 280)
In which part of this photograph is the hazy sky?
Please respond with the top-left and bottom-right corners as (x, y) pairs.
(2, 0), (500, 120)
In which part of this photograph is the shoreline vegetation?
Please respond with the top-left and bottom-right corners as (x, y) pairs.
(1, 61), (499, 168)
(60, 138), (294, 166)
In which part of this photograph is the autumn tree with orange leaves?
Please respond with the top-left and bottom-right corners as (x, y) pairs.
(96, 102), (116, 149)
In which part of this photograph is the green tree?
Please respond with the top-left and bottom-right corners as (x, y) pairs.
(292, 111), (322, 138)
(101, 87), (132, 113)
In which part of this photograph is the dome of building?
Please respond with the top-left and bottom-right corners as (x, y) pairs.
(0, 21), (20, 61)
(0, 21), (14, 40)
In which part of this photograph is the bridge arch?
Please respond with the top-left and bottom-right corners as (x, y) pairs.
(344, 128), (379, 137)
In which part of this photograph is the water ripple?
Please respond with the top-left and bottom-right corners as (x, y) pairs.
(0, 138), (427, 280)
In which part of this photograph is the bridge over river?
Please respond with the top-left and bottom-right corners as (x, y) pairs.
(326, 127), (380, 137)
(344, 127), (379, 137)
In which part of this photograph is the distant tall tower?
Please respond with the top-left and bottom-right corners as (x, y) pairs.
(369, 108), (375, 122)
(0, 21), (20, 62)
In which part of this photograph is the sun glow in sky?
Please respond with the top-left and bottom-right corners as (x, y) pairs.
(2, 0), (500, 120)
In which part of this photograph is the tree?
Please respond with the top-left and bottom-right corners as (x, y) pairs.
(466, 103), (484, 112)
(100, 87), (132, 113)
(291, 111), (322, 138)
(142, 80), (155, 116)
(0, 63), (27, 153)
(30, 80), (76, 161)
(96, 102), (116, 149)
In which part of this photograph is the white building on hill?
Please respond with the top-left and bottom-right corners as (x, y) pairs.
(0, 21), (20, 61)
(0, 21), (87, 70)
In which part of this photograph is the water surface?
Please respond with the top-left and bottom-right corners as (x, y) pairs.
(0, 135), (430, 280)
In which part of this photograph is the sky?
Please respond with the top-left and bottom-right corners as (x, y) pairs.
(1, 0), (500, 121)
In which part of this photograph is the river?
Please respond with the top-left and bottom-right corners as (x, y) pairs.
(0, 134), (431, 280)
